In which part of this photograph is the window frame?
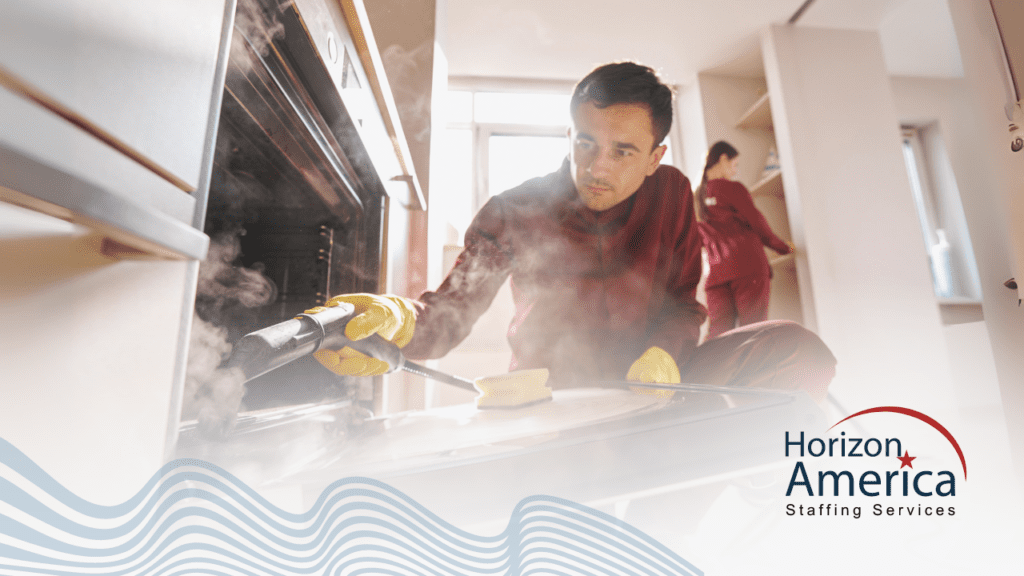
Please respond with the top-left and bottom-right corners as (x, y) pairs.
(900, 124), (983, 303)
(901, 126), (941, 247)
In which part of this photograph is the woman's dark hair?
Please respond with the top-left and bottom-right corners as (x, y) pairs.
(570, 61), (674, 148)
(694, 140), (739, 221)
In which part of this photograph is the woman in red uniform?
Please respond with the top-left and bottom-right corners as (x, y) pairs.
(696, 141), (793, 339)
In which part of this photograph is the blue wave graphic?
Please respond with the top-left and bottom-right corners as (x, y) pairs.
(0, 437), (701, 575)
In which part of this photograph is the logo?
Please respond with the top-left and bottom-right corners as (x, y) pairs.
(783, 406), (966, 519)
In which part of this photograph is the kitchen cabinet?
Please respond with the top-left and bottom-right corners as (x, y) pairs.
(0, 0), (231, 259)
(0, 0), (233, 505)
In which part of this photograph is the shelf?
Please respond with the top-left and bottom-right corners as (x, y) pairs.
(749, 169), (783, 198)
(769, 253), (795, 268)
(736, 93), (772, 129)
(937, 297), (983, 306)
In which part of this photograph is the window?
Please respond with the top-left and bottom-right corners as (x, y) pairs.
(440, 88), (571, 236)
(437, 86), (674, 241)
(900, 125), (982, 302)
(487, 132), (568, 197)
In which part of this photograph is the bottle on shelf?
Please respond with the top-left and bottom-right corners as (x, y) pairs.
(760, 145), (780, 180)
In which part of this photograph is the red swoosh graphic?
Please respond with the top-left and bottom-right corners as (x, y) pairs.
(828, 406), (967, 479)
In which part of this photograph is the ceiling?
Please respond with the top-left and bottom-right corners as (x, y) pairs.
(444, 0), (963, 85)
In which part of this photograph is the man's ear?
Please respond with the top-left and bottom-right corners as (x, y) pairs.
(646, 144), (667, 175)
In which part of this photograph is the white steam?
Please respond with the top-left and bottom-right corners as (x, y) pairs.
(184, 234), (277, 438)
(380, 40), (434, 145)
(198, 234), (277, 310)
(182, 315), (246, 438)
(233, 0), (291, 59)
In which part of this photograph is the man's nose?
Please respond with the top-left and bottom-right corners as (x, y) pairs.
(587, 150), (614, 177)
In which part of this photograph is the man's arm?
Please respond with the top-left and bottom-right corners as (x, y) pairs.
(308, 197), (512, 375)
(402, 196), (514, 359)
(645, 171), (707, 368)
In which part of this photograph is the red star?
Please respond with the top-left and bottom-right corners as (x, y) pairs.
(897, 450), (917, 469)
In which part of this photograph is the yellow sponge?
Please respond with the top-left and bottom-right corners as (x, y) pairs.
(474, 369), (552, 409)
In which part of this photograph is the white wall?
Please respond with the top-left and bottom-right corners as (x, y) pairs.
(890, 76), (1002, 412)
(938, 0), (1024, 484)
(676, 82), (709, 184)
(762, 24), (959, 419)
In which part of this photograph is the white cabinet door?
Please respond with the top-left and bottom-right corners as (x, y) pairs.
(0, 0), (228, 191)
(0, 0), (230, 259)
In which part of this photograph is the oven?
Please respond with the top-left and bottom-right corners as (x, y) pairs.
(178, 0), (426, 445)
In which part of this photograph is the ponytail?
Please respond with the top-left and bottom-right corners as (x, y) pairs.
(694, 173), (710, 222)
(694, 140), (739, 221)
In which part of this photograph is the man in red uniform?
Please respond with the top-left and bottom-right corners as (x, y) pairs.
(312, 62), (835, 401)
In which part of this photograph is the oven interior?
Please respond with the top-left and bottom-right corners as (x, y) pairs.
(193, 0), (386, 415)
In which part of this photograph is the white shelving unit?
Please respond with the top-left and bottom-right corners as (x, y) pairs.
(768, 252), (795, 269)
(732, 92), (802, 322)
(735, 93), (773, 129)
(749, 169), (783, 198)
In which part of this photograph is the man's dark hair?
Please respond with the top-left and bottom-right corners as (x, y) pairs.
(569, 61), (674, 148)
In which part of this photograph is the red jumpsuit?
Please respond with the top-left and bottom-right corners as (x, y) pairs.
(698, 178), (793, 340)
(404, 162), (833, 400)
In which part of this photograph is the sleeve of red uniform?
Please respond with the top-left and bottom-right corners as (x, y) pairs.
(402, 197), (514, 359)
(646, 170), (707, 368)
(725, 181), (792, 254)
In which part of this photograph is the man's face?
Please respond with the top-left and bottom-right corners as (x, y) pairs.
(569, 101), (667, 212)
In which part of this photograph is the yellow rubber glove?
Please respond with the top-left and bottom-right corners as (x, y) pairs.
(306, 293), (416, 377)
(626, 346), (680, 398)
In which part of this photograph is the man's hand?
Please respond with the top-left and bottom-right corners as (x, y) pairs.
(306, 293), (416, 377)
(626, 346), (680, 397)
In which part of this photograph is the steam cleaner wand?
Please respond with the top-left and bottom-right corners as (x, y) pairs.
(223, 303), (477, 392)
